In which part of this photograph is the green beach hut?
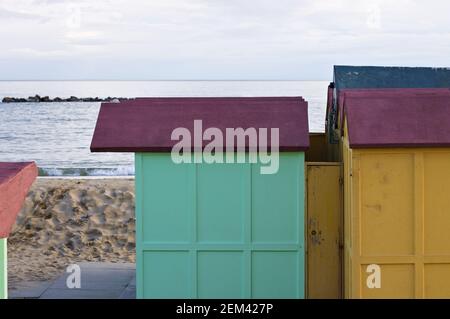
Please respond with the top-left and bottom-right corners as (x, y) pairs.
(91, 97), (309, 299)
(0, 162), (37, 299)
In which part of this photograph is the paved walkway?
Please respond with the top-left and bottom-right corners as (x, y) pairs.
(9, 262), (136, 299)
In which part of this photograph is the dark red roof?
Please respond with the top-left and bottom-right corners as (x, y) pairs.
(344, 89), (450, 148)
(339, 88), (450, 132)
(0, 162), (37, 238)
(91, 97), (309, 152)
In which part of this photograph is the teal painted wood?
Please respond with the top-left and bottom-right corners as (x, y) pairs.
(135, 152), (305, 299)
(0, 239), (6, 299)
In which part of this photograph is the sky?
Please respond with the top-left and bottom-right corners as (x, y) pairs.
(0, 0), (449, 80)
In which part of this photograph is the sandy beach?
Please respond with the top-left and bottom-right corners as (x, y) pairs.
(8, 178), (135, 290)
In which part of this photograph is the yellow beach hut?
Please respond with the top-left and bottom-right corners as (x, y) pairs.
(341, 89), (450, 298)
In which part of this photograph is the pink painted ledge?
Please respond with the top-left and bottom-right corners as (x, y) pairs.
(0, 162), (38, 238)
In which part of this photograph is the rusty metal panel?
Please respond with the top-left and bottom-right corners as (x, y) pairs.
(307, 163), (342, 299)
(334, 66), (450, 91)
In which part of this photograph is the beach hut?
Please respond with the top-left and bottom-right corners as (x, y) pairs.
(327, 66), (450, 148)
(0, 162), (37, 299)
(91, 97), (310, 299)
(341, 89), (450, 298)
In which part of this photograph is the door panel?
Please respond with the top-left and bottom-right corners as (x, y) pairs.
(307, 164), (342, 299)
(136, 153), (305, 299)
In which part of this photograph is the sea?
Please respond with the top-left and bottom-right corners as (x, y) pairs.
(0, 81), (329, 176)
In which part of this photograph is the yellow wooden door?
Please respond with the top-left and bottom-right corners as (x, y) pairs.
(306, 163), (342, 299)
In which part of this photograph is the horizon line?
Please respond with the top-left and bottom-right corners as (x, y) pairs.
(0, 79), (331, 82)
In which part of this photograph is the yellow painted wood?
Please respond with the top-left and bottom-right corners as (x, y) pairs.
(306, 163), (342, 299)
(306, 133), (329, 162)
(342, 122), (352, 298)
(343, 118), (450, 299)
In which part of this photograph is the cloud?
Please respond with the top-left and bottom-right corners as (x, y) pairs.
(64, 30), (106, 46)
(0, 0), (449, 79)
(0, 7), (44, 20)
(11, 47), (73, 58)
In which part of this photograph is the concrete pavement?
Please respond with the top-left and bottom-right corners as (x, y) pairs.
(9, 262), (136, 299)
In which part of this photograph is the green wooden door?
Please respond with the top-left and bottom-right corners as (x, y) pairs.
(135, 152), (305, 299)
(0, 239), (6, 299)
